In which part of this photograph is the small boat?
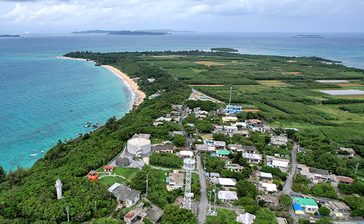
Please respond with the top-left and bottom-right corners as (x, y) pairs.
(85, 124), (91, 128)
(29, 153), (37, 157)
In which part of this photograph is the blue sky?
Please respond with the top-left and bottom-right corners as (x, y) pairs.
(0, 0), (363, 34)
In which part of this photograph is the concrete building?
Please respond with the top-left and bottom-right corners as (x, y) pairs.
(243, 153), (262, 164)
(337, 147), (356, 158)
(236, 213), (256, 224)
(214, 178), (237, 187)
(218, 190), (238, 202)
(266, 156), (290, 172)
(293, 197), (318, 214)
(325, 201), (351, 218)
(152, 142), (174, 153)
(225, 105), (243, 114)
(166, 171), (184, 191)
(298, 164), (332, 184)
(108, 183), (141, 208)
(271, 135), (288, 146)
(258, 172), (273, 183)
(260, 182), (278, 194)
(222, 116), (238, 123)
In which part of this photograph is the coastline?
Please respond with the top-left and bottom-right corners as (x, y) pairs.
(102, 65), (146, 107)
(58, 56), (145, 108)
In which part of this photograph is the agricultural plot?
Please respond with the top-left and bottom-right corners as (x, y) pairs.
(140, 53), (364, 145)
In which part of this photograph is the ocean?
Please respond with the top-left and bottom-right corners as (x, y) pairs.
(1, 32), (364, 171)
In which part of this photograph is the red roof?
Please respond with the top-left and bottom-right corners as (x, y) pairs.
(103, 166), (114, 169)
(336, 176), (354, 184)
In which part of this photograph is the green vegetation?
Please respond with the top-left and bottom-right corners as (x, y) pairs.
(206, 208), (239, 224)
(211, 47), (239, 53)
(319, 206), (331, 217)
(311, 183), (337, 199)
(254, 208), (278, 224)
(150, 153), (183, 168)
(161, 205), (197, 224)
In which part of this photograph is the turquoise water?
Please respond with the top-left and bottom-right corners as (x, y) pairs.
(1, 33), (364, 171)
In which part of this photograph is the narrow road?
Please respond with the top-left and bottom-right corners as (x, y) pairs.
(282, 142), (298, 195)
(179, 106), (208, 224)
(282, 142), (299, 224)
(196, 154), (208, 224)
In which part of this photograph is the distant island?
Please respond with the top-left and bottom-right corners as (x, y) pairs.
(291, 34), (325, 38)
(72, 30), (170, 35)
(211, 47), (239, 53)
(0, 34), (21, 38)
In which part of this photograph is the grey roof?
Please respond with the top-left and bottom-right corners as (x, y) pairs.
(145, 205), (164, 222)
(309, 167), (329, 175)
(152, 143), (174, 152)
(109, 184), (141, 201)
(241, 145), (257, 151)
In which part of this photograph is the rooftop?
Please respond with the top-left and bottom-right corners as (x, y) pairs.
(108, 183), (141, 201)
(218, 178), (236, 186)
(216, 149), (230, 156)
(293, 197), (318, 207)
(218, 190), (238, 200)
(259, 172), (273, 179)
(309, 167), (329, 175)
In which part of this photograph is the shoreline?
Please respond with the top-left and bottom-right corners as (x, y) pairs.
(58, 56), (145, 108)
(102, 65), (146, 108)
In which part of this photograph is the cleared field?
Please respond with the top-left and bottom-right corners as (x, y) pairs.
(282, 71), (302, 75)
(257, 80), (289, 87)
(243, 108), (261, 112)
(195, 61), (225, 66)
(316, 80), (349, 83)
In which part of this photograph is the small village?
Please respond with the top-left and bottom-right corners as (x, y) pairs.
(52, 88), (362, 224)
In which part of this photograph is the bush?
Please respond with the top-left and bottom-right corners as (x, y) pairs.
(319, 206), (331, 216)
(149, 153), (183, 168)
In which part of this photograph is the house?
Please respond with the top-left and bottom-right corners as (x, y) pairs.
(293, 197), (319, 214)
(236, 213), (256, 224)
(271, 135), (288, 146)
(226, 161), (244, 172)
(179, 150), (194, 158)
(232, 122), (247, 128)
(166, 171), (184, 191)
(218, 190), (238, 202)
(260, 182), (278, 194)
(225, 105), (243, 114)
(258, 172), (273, 183)
(152, 142), (175, 153)
(214, 178), (237, 187)
(132, 133), (151, 139)
(216, 149), (230, 157)
(108, 183), (141, 208)
(233, 130), (250, 137)
(209, 172), (220, 181)
(224, 125), (238, 133)
(103, 166), (114, 172)
(298, 165), (332, 184)
(266, 156), (290, 172)
(258, 195), (279, 210)
(246, 119), (271, 133)
(222, 116), (238, 123)
(325, 201), (351, 218)
(277, 217), (288, 224)
(243, 153), (262, 164)
(337, 147), (356, 158)
(124, 207), (144, 224)
(214, 141), (226, 149)
(334, 175), (354, 184)
(228, 144), (256, 154)
(172, 131), (184, 136)
(195, 144), (215, 152)
(145, 204), (164, 223)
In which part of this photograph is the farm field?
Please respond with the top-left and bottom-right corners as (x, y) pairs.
(138, 53), (364, 145)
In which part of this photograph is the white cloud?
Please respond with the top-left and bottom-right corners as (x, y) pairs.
(0, 0), (363, 33)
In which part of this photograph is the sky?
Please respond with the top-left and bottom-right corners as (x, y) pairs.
(0, 0), (363, 34)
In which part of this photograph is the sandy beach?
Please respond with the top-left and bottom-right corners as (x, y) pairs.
(59, 56), (146, 108)
(102, 65), (146, 107)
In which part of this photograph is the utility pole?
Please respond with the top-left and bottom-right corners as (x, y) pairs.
(355, 163), (359, 175)
(65, 207), (70, 223)
(228, 86), (232, 106)
(146, 173), (149, 196)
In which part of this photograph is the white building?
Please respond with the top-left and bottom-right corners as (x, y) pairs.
(243, 153), (262, 164)
(215, 178), (237, 187)
(271, 135), (288, 146)
(236, 213), (256, 224)
(261, 182), (278, 194)
(266, 156), (290, 172)
(258, 172), (273, 183)
(218, 191), (238, 202)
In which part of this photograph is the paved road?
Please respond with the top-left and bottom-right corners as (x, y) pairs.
(196, 154), (208, 224)
(179, 106), (208, 224)
(282, 142), (299, 223)
(282, 142), (298, 195)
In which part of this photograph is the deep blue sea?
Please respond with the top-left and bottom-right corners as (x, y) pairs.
(1, 32), (364, 171)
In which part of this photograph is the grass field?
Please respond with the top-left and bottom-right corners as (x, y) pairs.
(98, 167), (140, 186)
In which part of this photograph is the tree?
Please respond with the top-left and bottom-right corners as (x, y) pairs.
(173, 135), (186, 147)
(299, 219), (310, 224)
(161, 205), (197, 224)
(0, 165), (5, 183)
(319, 206), (331, 217)
(311, 183), (337, 199)
(236, 180), (257, 199)
(254, 208), (277, 224)
(206, 209), (239, 224)
(279, 195), (292, 210)
(316, 217), (333, 224)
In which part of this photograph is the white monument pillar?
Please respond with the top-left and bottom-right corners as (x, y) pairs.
(55, 179), (63, 200)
